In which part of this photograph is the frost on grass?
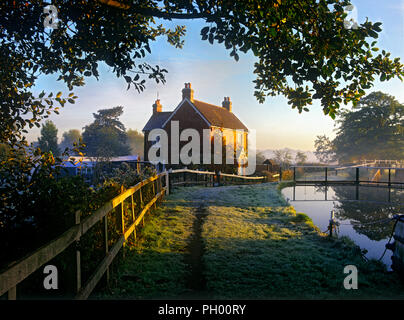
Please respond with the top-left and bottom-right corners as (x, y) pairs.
(179, 184), (404, 299)
(93, 205), (195, 299)
(95, 183), (404, 299)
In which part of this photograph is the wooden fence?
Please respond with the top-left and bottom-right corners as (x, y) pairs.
(0, 172), (168, 300)
(291, 165), (404, 187)
(0, 169), (267, 300)
(168, 168), (266, 188)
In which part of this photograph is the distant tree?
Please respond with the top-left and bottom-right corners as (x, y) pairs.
(82, 106), (130, 157)
(127, 129), (144, 158)
(256, 151), (266, 164)
(0, 143), (10, 160)
(274, 149), (292, 168)
(332, 92), (404, 162)
(59, 129), (82, 154)
(295, 151), (308, 165)
(314, 135), (335, 164)
(38, 120), (60, 156)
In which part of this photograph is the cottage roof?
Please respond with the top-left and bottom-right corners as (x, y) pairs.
(263, 159), (277, 165)
(192, 100), (248, 131)
(142, 111), (172, 131)
(143, 100), (248, 132)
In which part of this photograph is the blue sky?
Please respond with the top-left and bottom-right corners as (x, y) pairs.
(30, 0), (404, 151)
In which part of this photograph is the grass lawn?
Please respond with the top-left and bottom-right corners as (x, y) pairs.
(94, 183), (404, 299)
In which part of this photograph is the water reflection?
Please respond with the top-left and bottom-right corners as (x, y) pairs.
(282, 185), (404, 268)
(332, 186), (401, 241)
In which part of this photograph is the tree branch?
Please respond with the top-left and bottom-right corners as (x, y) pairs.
(96, 0), (213, 20)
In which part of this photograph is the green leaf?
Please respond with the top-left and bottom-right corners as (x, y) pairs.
(368, 30), (378, 38)
(201, 26), (209, 35)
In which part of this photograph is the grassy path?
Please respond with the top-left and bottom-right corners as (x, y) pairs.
(95, 183), (404, 299)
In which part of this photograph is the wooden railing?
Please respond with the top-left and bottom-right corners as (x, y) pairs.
(291, 165), (404, 186)
(168, 168), (266, 188)
(0, 172), (168, 300)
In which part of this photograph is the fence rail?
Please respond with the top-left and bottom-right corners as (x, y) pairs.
(168, 168), (266, 188)
(291, 165), (404, 187)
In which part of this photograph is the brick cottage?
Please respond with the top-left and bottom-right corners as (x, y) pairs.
(142, 83), (249, 174)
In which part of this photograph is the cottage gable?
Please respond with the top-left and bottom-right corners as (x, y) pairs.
(162, 98), (211, 131)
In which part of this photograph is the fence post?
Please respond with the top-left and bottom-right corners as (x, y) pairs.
(279, 167), (282, 182)
(103, 214), (110, 285)
(75, 210), (81, 294)
(139, 186), (144, 227)
(388, 169), (391, 187)
(355, 167), (360, 185)
(325, 167), (328, 184)
(152, 179), (156, 209)
(328, 210), (335, 237)
(165, 171), (170, 195)
(131, 194), (136, 242)
(67, 210), (82, 296)
(217, 171), (221, 186)
(117, 186), (125, 257)
(158, 174), (163, 203)
(293, 167), (296, 182)
(8, 286), (16, 300)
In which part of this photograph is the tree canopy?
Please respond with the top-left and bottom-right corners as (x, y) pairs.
(38, 120), (61, 156)
(314, 135), (336, 163)
(295, 151), (308, 165)
(274, 149), (292, 168)
(127, 129), (144, 158)
(59, 129), (82, 153)
(82, 106), (131, 157)
(332, 92), (404, 162)
(1, 0), (404, 153)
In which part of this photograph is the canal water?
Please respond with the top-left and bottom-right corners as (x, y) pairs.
(281, 185), (404, 269)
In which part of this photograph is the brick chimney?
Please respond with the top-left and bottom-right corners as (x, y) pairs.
(153, 99), (162, 115)
(222, 96), (232, 112)
(182, 82), (194, 102)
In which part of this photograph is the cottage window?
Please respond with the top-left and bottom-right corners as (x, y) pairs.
(237, 132), (244, 148)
